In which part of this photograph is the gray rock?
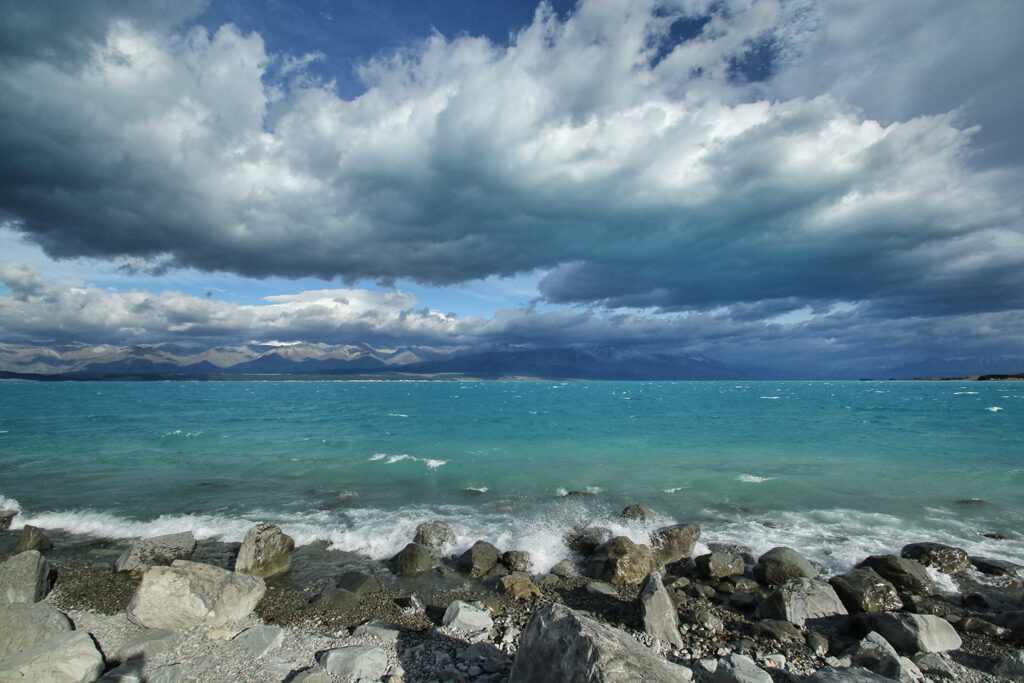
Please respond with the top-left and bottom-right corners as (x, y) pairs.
(697, 552), (745, 580)
(501, 550), (532, 572)
(805, 630), (830, 655)
(0, 630), (104, 683)
(899, 542), (970, 575)
(413, 520), (457, 557)
(127, 559), (266, 629)
(316, 645), (389, 680)
(395, 542), (434, 576)
(868, 612), (962, 653)
(857, 555), (936, 595)
(755, 619), (803, 643)
(0, 510), (16, 530)
(993, 651), (1024, 680)
(0, 601), (72, 656)
(564, 525), (613, 556)
(621, 504), (655, 522)
(844, 631), (905, 678)
(146, 663), (193, 683)
(803, 667), (891, 682)
(234, 624), (283, 658)
(586, 581), (618, 596)
(98, 660), (146, 682)
(711, 653), (772, 683)
(115, 531), (196, 575)
(442, 600), (493, 633)
(585, 536), (656, 584)
(498, 574), (541, 600)
(0, 549), (51, 603)
(462, 642), (509, 674)
(829, 568), (902, 613)
(754, 546), (818, 586)
(550, 558), (580, 578)
(395, 594), (425, 614)
(509, 603), (692, 682)
(353, 619), (402, 643)
(971, 556), (1024, 578)
(761, 577), (848, 626)
(639, 572), (684, 648)
(14, 525), (53, 553)
(912, 652), (957, 679)
(649, 524), (701, 565)
(459, 540), (500, 578)
(338, 570), (384, 594)
(312, 587), (361, 612)
(114, 628), (177, 662)
(289, 669), (330, 683)
(234, 523), (294, 578)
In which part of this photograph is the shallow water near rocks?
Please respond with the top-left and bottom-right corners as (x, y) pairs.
(1, 380), (1022, 576)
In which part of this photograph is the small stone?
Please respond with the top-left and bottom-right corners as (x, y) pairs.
(585, 581), (618, 596)
(756, 619), (803, 643)
(353, 619), (402, 643)
(14, 525), (53, 553)
(549, 558), (580, 578)
(498, 575), (541, 600)
(443, 600), (493, 633)
(234, 624), (284, 658)
(316, 645), (389, 680)
(501, 550), (532, 572)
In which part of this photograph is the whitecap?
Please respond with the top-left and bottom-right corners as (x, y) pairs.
(760, 396), (780, 400)
(986, 406), (1003, 412)
(465, 487), (488, 494)
(388, 413), (409, 418)
(663, 487), (684, 493)
(738, 474), (774, 483)
(368, 453), (389, 461)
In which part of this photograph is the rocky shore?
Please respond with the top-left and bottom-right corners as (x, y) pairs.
(1, 506), (1023, 682)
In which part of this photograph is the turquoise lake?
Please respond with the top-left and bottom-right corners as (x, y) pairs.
(1, 380), (1022, 574)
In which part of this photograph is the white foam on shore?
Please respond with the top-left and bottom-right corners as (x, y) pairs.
(737, 474), (773, 483)
(0, 494), (21, 512)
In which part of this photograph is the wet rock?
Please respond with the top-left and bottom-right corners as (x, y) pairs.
(459, 540), (501, 578)
(899, 542), (970, 575)
(564, 525), (612, 556)
(711, 653), (771, 683)
(443, 600), (493, 633)
(829, 567), (902, 613)
(550, 558), (580, 578)
(501, 550), (532, 572)
(649, 524), (701, 565)
(867, 612), (962, 653)
(754, 546), (818, 586)
(697, 552), (745, 580)
(312, 587), (361, 612)
(14, 525), (53, 553)
(234, 624), (283, 658)
(0, 510), (16, 530)
(621, 504), (655, 522)
(338, 570), (384, 594)
(498, 575), (541, 600)
(804, 666), (891, 681)
(0, 549), (51, 603)
(971, 556), (1024, 577)
(0, 601), (71, 656)
(127, 559), (266, 629)
(993, 651), (1024, 680)
(639, 572), (684, 648)
(395, 542), (434, 576)
(316, 645), (389, 680)
(413, 520), (457, 557)
(857, 555), (936, 595)
(509, 603), (692, 682)
(234, 523), (294, 578)
(115, 531), (196, 575)
(0, 630), (104, 683)
(586, 536), (655, 584)
(395, 594), (425, 614)
(761, 577), (848, 626)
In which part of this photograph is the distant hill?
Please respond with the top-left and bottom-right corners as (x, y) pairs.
(883, 356), (1024, 379)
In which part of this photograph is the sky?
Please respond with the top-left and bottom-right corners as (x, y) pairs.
(1, 0), (1023, 375)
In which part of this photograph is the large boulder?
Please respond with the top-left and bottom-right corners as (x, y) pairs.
(0, 602), (72, 656)
(413, 520), (457, 557)
(459, 540), (501, 578)
(498, 575), (542, 601)
(649, 524), (701, 565)
(234, 523), (294, 578)
(316, 646), (389, 680)
(857, 555), (936, 595)
(14, 525), (53, 553)
(829, 568), (902, 613)
(114, 531), (196, 575)
(639, 572), (683, 648)
(899, 542), (970, 575)
(867, 612), (961, 654)
(754, 547), (817, 586)
(442, 600), (493, 633)
(127, 559), (266, 629)
(395, 542), (433, 576)
(0, 550), (51, 603)
(0, 630), (104, 683)
(565, 525), (613, 556)
(697, 552), (745, 580)
(621, 504), (655, 522)
(586, 536), (656, 585)
(510, 603), (692, 682)
(502, 550), (533, 572)
(712, 653), (772, 683)
(761, 577), (848, 626)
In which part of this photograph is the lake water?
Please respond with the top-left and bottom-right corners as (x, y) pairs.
(1, 380), (1021, 574)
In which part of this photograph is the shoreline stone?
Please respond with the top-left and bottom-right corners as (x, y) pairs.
(234, 523), (294, 579)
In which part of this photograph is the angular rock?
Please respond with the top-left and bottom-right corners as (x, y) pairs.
(413, 520), (457, 557)
(459, 540), (500, 578)
(564, 525), (613, 556)
(395, 542), (433, 576)
(621, 504), (655, 522)
(585, 536), (656, 584)
(395, 594), (425, 614)
(993, 651), (1024, 680)
(829, 567), (902, 613)
(442, 600), (493, 633)
(234, 624), (283, 658)
(14, 525), (53, 553)
(0, 601), (72, 656)
(550, 558), (580, 578)
(912, 652), (957, 679)
(761, 577), (848, 626)
(462, 642), (510, 674)
(0, 630), (104, 683)
(127, 559), (266, 629)
(971, 556), (1024, 578)
(115, 531), (196, 575)
(498, 575), (541, 600)
(289, 669), (330, 683)
(756, 619), (803, 643)
(649, 524), (701, 565)
(312, 587), (360, 612)
(114, 628), (177, 663)
(639, 572), (684, 648)
(353, 619), (401, 643)
(899, 542), (970, 575)
(502, 550), (532, 572)
(754, 546), (817, 586)
(316, 645), (388, 680)
(0, 549), (51, 603)
(804, 667), (891, 682)
(0, 510), (16, 530)
(147, 663), (192, 683)
(234, 523), (294, 578)
(711, 653), (772, 683)
(868, 612), (962, 653)
(510, 603), (692, 682)
(338, 570), (383, 594)
(586, 581), (618, 596)
(857, 555), (936, 595)
(697, 552), (745, 580)
(844, 631), (900, 674)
